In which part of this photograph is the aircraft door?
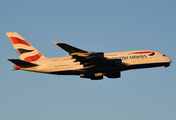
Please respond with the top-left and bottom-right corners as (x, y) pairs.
(58, 58), (62, 63)
(69, 63), (73, 68)
(49, 65), (53, 70)
(155, 56), (159, 61)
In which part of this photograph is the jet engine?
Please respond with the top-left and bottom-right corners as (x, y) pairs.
(105, 72), (121, 78)
(80, 72), (103, 80)
(107, 59), (121, 67)
(89, 52), (104, 61)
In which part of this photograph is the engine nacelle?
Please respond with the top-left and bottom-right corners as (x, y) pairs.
(105, 72), (121, 78)
(89, 52), (104, 61)
(107, 59), (121, 67)
(80, 72), (103, 80)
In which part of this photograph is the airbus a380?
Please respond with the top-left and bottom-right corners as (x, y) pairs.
(7, 32), (172, 80)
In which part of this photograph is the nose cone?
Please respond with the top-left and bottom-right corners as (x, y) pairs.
(167, 57), (172, 63)
(164, 57), (171, 68)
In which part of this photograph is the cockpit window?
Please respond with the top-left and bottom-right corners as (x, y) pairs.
(163, 55), (166, 56)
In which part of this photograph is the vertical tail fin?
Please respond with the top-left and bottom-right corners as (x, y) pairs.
(6, 32), (46, 62)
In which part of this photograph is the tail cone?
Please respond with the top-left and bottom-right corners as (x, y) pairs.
(14, 65), (21, 70)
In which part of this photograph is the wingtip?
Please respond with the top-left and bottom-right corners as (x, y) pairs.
(52, 40), (58, 46)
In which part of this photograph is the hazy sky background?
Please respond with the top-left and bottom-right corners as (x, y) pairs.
(0, 0), (175, 120)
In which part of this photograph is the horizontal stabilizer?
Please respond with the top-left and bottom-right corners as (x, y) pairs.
(8, 59), (39, 68)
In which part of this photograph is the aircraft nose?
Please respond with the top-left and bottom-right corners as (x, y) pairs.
(164, 57), (171, 68)
(167, 57), (172, 63)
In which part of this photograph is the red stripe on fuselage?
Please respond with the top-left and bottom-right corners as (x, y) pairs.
(9, 37), (31, 46)
(24, 53), (42, 62)
(132, 51), (154, 54)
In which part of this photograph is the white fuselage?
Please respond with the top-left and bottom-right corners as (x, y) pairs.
(21, 50), (171, 75)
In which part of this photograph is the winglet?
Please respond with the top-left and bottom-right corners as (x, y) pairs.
(52, 40), (58, 46)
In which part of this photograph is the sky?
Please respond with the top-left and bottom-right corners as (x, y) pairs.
(0, 0), (176, 120)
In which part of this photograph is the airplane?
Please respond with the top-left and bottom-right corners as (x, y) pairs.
(6, 32), (172, 80)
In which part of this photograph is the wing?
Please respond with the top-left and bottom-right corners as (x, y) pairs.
(52, 41), (128, 71)
(52, 41), (106, 69)
(52, 41), (88, 54)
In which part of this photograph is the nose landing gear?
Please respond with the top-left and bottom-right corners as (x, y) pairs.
(164, 63), (170, 68)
